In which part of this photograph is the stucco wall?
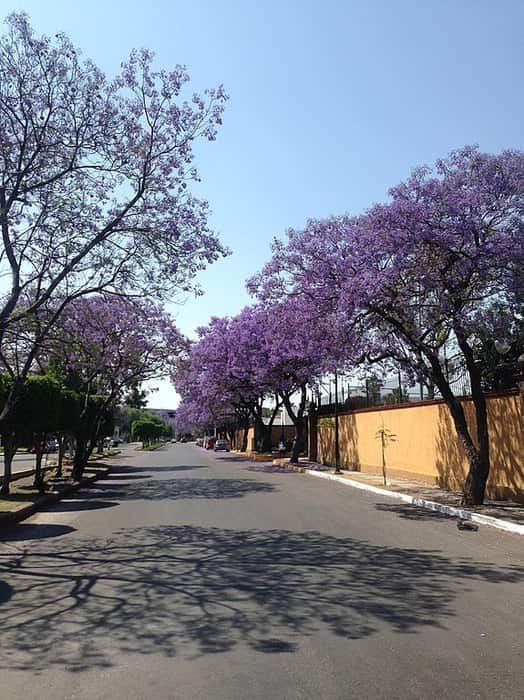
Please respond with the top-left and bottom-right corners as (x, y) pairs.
(232, 425), (296, 452)
(317, 392), (523, 502)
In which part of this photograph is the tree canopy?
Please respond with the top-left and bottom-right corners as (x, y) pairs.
(0, 12), (227, 424)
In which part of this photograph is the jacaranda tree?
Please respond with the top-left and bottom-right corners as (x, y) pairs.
(256, 297), (354, 462)
(46, 294), (183, 477)
(0, 12), (227, 426)
(251, 147), (524, 505)
(173, 314), (270, 450)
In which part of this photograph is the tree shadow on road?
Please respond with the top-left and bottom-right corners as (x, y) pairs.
(82, 478), (276, 502)
(215, 453), (254, 464)
(109, 465), (209, 475)
(245, 464), (298, 474)
(0, 580), (13, 605)
(104, 474), (154, 480)
(44, 500), (121, 513)
(0, 524), (522, 672)
(375, 503), (457, 522)
(0, 524), (76, 542)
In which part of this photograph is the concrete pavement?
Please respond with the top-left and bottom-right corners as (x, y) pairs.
(0, 443), (522, 699)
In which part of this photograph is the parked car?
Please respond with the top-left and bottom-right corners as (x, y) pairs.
(195, 438), (203, 447)
(214, 439), (229, 452)
(204, 437), (216, 449)
(30, 440), (51, 454)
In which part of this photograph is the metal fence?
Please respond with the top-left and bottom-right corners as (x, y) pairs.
(313, 370), (473, 413)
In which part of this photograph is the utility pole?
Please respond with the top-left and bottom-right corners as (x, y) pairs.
(334, 370), (341, 473)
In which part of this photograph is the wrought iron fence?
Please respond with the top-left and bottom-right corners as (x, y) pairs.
(313, 370), (473, 414)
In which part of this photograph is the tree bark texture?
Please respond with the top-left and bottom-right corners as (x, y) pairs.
(429, 354), (490, 505)
(1, 433), (16, 496)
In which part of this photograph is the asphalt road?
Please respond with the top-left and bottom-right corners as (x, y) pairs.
(9, 452), (56, 474)
(0, 443), (522, 700)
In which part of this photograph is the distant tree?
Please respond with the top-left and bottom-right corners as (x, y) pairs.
(173, 313), (276, 451)
(364, 375), (384, 406)
(381, 385), (410, 405)
(115, 405), (143, 441)
(473, 302), (524, 391)
(124, 385), (150, 410)
(131, 418), (163, 447)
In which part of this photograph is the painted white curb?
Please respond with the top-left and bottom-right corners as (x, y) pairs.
(306, 469), (524, 536)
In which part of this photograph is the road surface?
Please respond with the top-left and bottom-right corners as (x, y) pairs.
(9, 452), (56, 474)
(0, 443), (522, 699)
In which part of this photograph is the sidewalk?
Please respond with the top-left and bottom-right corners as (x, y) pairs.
(0, 465), (110, 525)
(272, 458), (524, 535)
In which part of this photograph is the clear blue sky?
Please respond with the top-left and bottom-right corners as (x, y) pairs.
(8, 0), (524, 407)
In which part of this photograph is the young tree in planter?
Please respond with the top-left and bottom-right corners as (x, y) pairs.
(0, 12), (227, 430)
(251, 147), (524, 505)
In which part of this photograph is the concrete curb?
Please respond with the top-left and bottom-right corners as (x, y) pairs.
(231, 450), (275, 462)
(272, 460), (524, 536)
(0, 467), (111, 526)
(308, 470), (524, 536)
(10, 464), (58, 483)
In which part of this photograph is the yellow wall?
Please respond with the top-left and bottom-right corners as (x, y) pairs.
(232, 425), (295, 452)
(317, 393), (523, 502)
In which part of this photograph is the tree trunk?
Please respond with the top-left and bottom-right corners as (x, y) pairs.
(56, 433), (65, 478)
(453, 330), (491, 505)
(241, 424), (249, 452)
(1, 433), (16, 496)
(462, 452), (490, 505)
(72, 436), (88, 480)
(429, 353), (489, 506)
(462, 388), (490, 506)
(290, 417), (306, 464)
(446, 399), (488, 505)
(282, 385), (308, 465)
(253, 415), (269, 453)
(260, 424), (273, 453)
(34, 448), (45, 492)
(33, 432), (47, 491)
(308, 410), (318, 462)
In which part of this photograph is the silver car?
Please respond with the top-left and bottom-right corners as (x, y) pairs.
(214, 439), (229, 452)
